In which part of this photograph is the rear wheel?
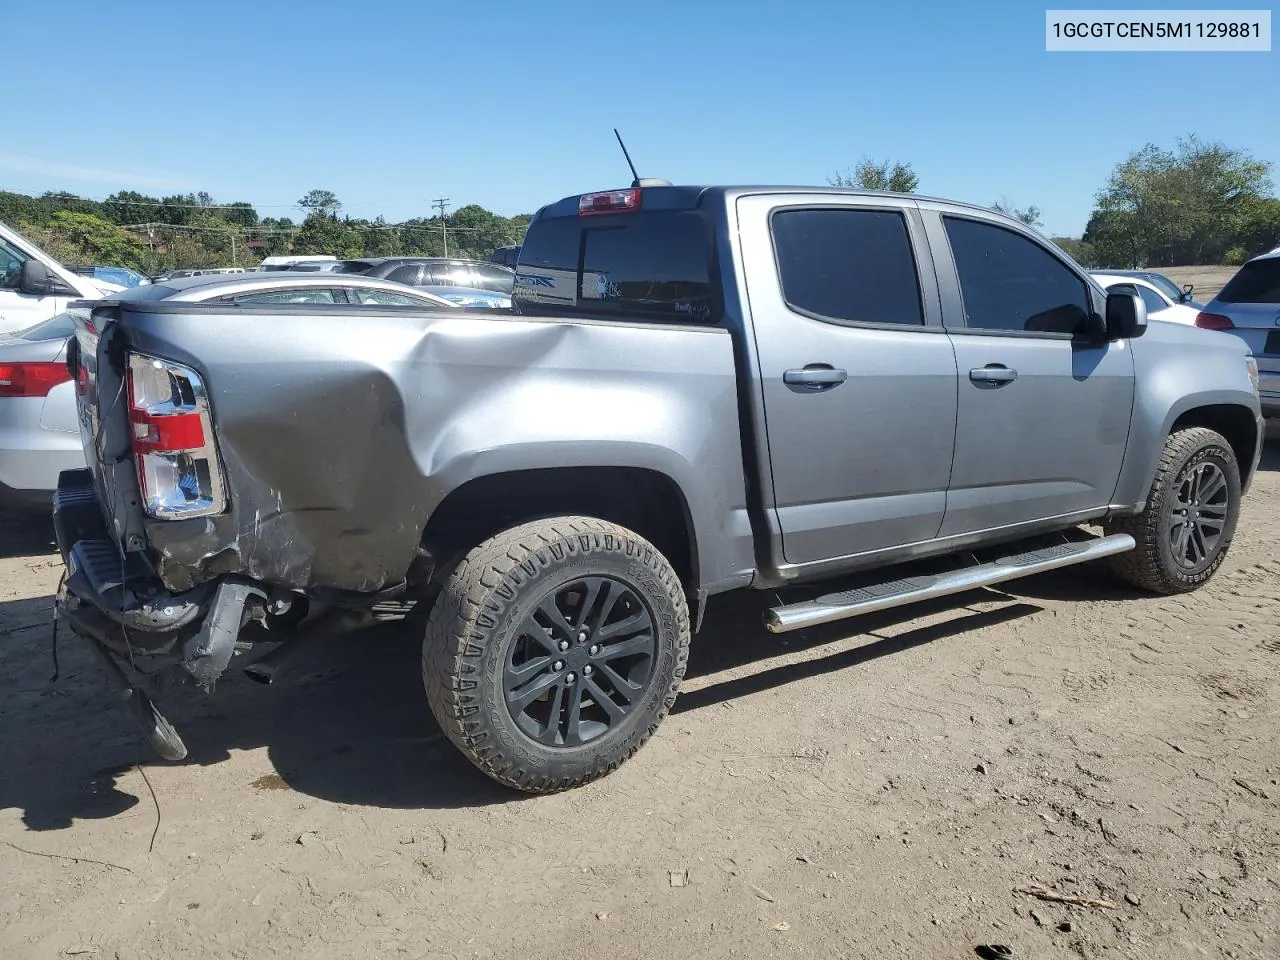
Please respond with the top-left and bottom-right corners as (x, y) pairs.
(1105, 427), (1241, 594)
(423, 516), (690, 792)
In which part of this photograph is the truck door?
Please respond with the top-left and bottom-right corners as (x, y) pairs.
(920, 209), (1135, 537)
(735, 194), (959, 566)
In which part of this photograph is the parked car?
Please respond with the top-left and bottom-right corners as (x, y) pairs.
(0, 312), (81, 505)
(1090, 272), (1199, 324)
(1195, 249), (1280, 417)
(53, 183), (1263, 794)
(420, 285), (512, 309)
(1, 221), (124, 337)
(69, 265), (153, 289)
(257, 255), (339, 272)
(0, 273), (458, 506)
(490, 244), (521, 268)
(1094, 269), (1200, 307)
(343, 257), (515, 294)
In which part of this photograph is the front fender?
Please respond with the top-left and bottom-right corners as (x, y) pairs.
(1111, 324), (1262, 508)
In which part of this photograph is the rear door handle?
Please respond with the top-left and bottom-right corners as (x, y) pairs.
(783, 365), (848, 390)
(969, 364), (1017, 385)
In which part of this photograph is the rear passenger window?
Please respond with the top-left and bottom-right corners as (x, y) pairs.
(1136, 285), (1168, 314)
(770, 208), (924, 326)
(944, 216), (1092, 335)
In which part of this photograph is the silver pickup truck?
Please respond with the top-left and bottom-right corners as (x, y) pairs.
(56, 183), (1266, 793)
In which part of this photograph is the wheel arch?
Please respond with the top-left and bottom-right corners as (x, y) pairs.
(1169, 403), (1261, 490)
(420, 466), (700, 592)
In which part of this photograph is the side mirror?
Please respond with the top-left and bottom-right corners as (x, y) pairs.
(1181, 283), (1194, 302)
(1105, 290), (1147, 339)
(19, 259), (78, 297)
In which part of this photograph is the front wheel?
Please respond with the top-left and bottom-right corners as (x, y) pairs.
(1105, 426), (1241, 594)
(423, 517), (690, 793)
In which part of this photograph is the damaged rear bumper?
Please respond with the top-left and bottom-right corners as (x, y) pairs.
(53, 468), (270, 757)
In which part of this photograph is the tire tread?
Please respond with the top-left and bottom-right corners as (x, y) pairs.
(422, 516), (690, 793)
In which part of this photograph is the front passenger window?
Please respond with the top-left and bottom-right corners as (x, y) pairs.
(944, 216), (1092, 335)
(0, 237), (29, 290)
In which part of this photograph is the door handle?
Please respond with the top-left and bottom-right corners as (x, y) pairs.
(783, 365), (848, 390)
(969, 364), (1017, 385)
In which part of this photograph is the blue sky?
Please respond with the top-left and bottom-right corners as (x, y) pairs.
(6, 0), (1276, 236)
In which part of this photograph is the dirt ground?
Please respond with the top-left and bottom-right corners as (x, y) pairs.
(1160, 267), (1239, 302)
(2, 426), (1278, 960)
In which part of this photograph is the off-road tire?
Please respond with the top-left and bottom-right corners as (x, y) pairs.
(1105, 427), (1241, 594)
(423, 516), (690, 792)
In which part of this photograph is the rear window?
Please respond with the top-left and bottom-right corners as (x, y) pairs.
(17, 312), (76, 340)
(114, 283), (181, 301)
(1217, 258), (1280, 304)
(514, 212), (717, 322)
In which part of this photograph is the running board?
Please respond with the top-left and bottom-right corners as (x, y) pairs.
(764, 534), (1135, 634)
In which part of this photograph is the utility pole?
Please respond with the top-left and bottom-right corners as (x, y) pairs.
(433, 197), (450, 257)
(231, 231), (238, 267)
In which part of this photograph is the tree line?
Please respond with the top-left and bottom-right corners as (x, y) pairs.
(0, 187), (532, 275)
(833, 136), (1278, 267)
(2, 135), (1276, 275)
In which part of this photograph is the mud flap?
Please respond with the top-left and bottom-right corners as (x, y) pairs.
(182, 580), (267, 692)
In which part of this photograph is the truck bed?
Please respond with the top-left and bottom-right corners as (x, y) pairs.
(77, 300), (756, 597)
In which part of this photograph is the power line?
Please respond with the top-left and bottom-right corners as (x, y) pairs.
(118, 220), (502, 234)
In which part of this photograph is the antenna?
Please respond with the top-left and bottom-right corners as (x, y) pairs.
(614, 128), (640, 186)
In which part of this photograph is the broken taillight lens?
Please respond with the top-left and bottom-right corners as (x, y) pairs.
(126, 353), (226, 519)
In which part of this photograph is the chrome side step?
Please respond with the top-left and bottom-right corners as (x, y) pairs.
(764, 534), (1135, 634)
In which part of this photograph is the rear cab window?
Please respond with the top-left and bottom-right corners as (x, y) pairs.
(514, 196), (719, 323)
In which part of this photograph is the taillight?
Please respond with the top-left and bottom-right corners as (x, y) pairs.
(579, 188), (642, 216)
(1195, 312), (1234, 330)
(0, 361), (73, 398)
(126, 353), (226, 519)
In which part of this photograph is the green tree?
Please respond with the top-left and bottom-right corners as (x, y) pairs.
(297, 189), (342, 218)
(102, 190), (164, 226)
(1085, 136), (1273, 267)
(0, 191), (48, 226)
(292, 212), (362, 257)
(991, 197), (1043, 227)
(1235, 197), (1280, 258)
(1050, 236), (1095, 266)
(17, 211), (149, 269)
(830, 157), (919, 193)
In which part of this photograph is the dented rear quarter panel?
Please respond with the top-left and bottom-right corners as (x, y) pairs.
(111, 303), (755, 595)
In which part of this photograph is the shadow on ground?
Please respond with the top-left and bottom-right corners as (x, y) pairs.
(0, 507), (56, 560)
(6, 426), (1276, 830)
(0, 553), (1086, 830)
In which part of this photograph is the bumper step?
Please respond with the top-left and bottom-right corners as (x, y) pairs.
(764, 533), (1136, 634)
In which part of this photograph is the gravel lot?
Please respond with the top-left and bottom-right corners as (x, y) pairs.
(2, 424), (1278, 960)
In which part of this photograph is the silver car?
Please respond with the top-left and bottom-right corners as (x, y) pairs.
(0, 273), (459, 506)
(1197, 250), (1280, 417)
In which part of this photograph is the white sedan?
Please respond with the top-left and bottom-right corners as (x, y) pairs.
(1090, 272), (1200, 325)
